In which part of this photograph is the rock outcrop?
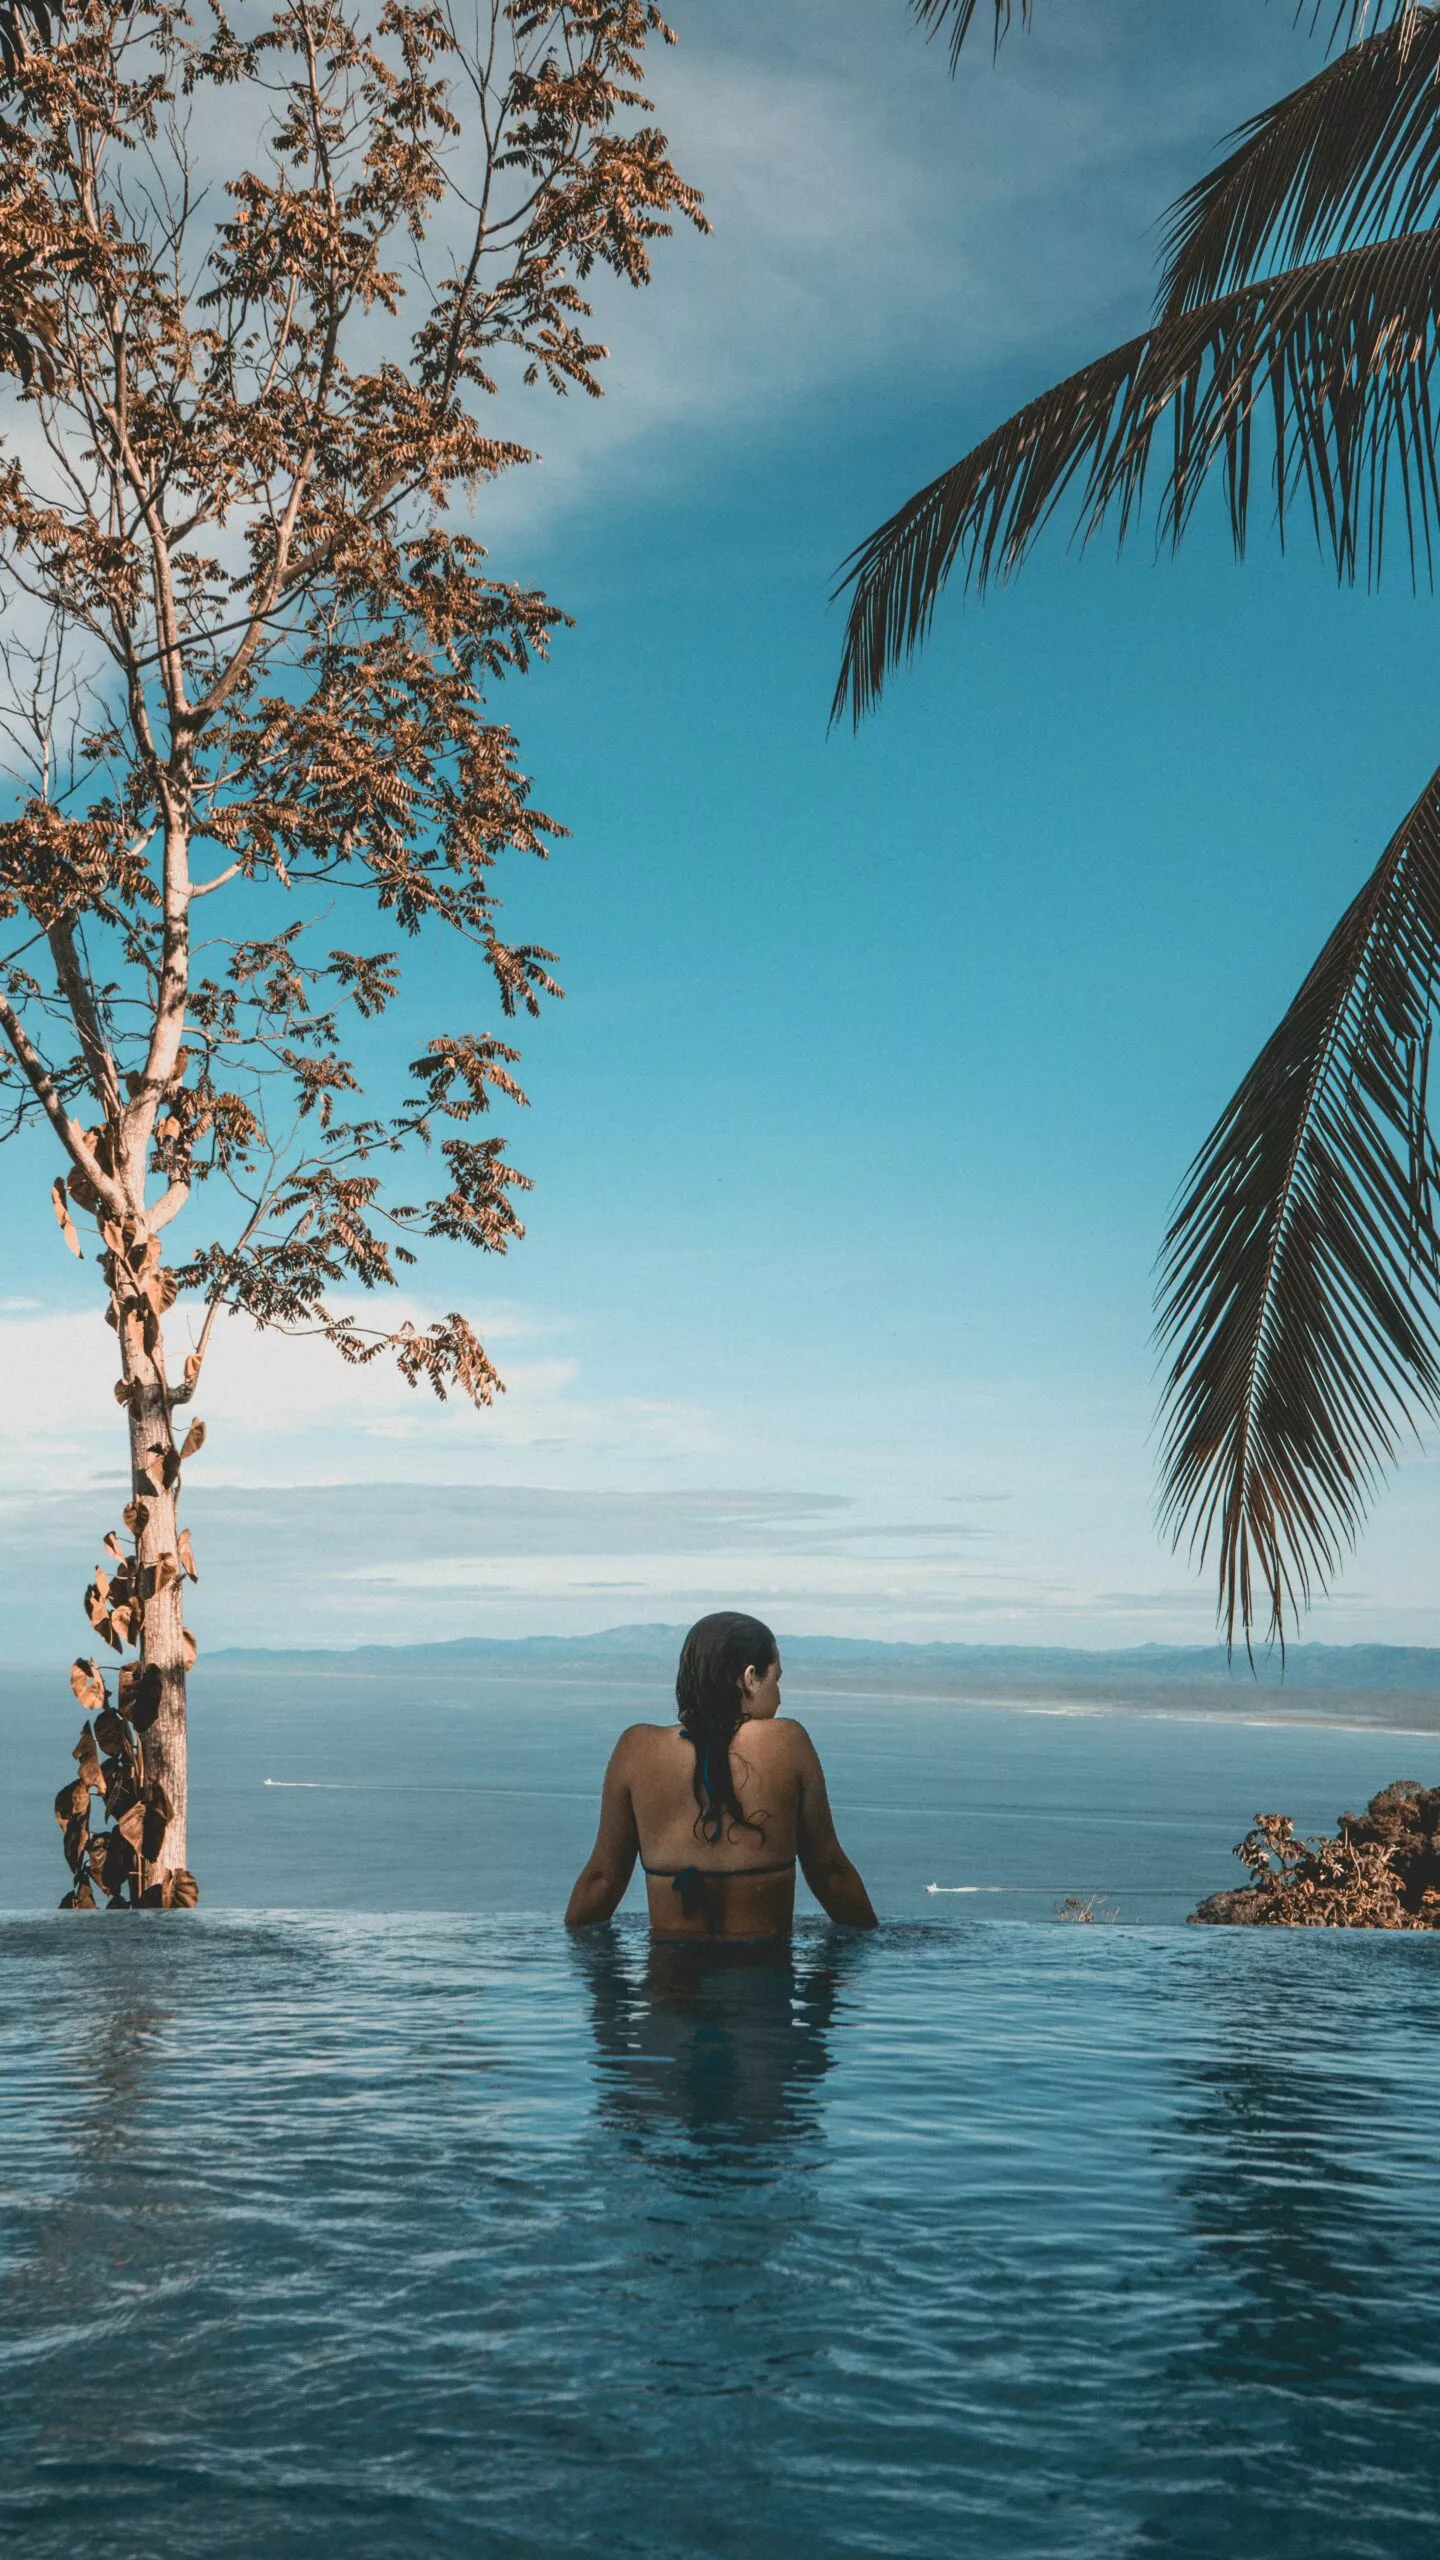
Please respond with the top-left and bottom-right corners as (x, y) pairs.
(1190, 1780), (1440, 1927)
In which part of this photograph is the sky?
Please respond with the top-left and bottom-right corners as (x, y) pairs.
(6, 0), (1440, 1656)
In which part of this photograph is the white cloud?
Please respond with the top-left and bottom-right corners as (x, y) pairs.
(0, 1297), (716, 1493)
(476, 0), (1316, 550)
(5, 1288), (1438, 1654)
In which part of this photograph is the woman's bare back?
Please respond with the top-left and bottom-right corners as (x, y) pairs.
(629, 1716), (801, 1937)
(565, 1713), (877, 1938)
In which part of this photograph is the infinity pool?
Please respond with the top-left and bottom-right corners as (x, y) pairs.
(3, 1911), (1438, 2559)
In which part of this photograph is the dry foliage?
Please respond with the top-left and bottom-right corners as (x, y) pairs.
(0, 0), (702, 1900)
(841, 1), (1440, 1657)
(1191, 1778), (1440, 1926)
(57, 1654), (197, 1906)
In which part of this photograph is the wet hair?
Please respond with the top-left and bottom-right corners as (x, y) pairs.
(675, 1611), (778, 1844)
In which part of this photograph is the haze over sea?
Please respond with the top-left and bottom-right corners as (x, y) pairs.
(5, 1641), (1440, 2559)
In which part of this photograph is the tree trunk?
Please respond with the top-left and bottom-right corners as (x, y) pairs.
(118, 1285), (188, 1877)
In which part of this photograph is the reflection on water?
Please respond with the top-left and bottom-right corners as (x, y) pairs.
(576, 1925), (868, 2171)
(1133, 1946), (1440, 2560)
(4, 1919), (1440, 2560)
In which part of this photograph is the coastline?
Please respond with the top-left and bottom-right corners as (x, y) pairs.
(193, 1640), (1440, 1741)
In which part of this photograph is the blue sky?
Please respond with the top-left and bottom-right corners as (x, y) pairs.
(7, 0), (1440, 1654)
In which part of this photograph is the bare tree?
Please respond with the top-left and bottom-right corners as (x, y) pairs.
(840, 0), (1440, 1650)
(0, 0), (703, 1907)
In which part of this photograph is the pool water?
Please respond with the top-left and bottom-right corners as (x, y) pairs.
(3, 1909), (1439, 2559)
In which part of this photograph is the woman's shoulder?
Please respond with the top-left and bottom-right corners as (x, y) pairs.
(755, 1715), (817, 1757)
(610, 1720), (683, 1759)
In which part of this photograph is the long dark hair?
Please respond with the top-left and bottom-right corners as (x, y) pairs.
(675, 1610), (777, 1845)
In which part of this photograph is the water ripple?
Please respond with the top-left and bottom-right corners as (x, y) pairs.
(1, 1915), (1438, 2559)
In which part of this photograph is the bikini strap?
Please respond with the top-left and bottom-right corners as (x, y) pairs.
(644, 1860), (794, 1920)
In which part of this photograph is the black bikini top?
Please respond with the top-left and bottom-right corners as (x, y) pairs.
(642, 1860), (796, 1921)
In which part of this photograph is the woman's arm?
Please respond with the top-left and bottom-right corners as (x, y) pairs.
(564, 1732), (642, 1927)
(792, 1723), (878, 1929)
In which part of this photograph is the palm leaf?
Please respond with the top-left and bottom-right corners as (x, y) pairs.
(1313, 1), (1432, 41)
(1160, 5), (1440, 316)
(910, 0), (1030, 67)
(1157, 763), (1440, 1648)
(909, 0), (1427, 72)
(834, 223), (1440, 724)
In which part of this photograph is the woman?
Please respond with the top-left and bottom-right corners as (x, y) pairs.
(564, 1611), (878, 1937)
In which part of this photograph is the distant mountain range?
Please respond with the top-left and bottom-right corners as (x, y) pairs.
(211, 1623), (1440, 1715)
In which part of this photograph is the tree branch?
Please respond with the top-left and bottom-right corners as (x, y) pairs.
(47, 916), (120, 1117)
(150, 1177), (189, 1229)
(0, 989), (121, 1207)
(189, 863), (242, 900)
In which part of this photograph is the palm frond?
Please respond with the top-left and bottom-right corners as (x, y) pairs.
(1319, 1), (1431, 44)
(1160, 6), (1440, 315)
(1157, 764), (1440, 1649)
(909, 0), (1426, 73)
(835, 224), (1440, 724)
(909, 0), (1030, 68)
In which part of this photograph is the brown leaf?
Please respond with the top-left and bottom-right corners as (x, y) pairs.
(169, 1868), (199, 1909)
(113, 1377), (135, 1408)
(127, 1664), (163, 1730)
(104, 1769), (139, 1821)
(152, 1554), (180, 1595)
(108, 1602), (135, 1649)
(51, 1176), (81, 1257)
(88, 1831), (135, 1893)
(182, 1351), (201, 1389)
(94, 1705), (129, 1754)
(72, 1725), (102, 1790)
(60, 1880), (97, 1910)
(180, 1419), (206, 1461)
(70, 1657), (106, 1713)
(103, 1531), (124, 1562)
(141, 1805), (168, 1862)
(161, 1445), (181, 1489)
(182, 1628), (198, 1670)
(54, 1778), (89, 1825)
(115, 1801), (145, 1849)
(122, 1499), (148, 1535)
(133, 1471), (160, 1497)
(62, 1812), (88, 1871)
(146, 1267), (178, 1314)
(66, 1165), (100, 1214)
(177, 1528), (197, 1581)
